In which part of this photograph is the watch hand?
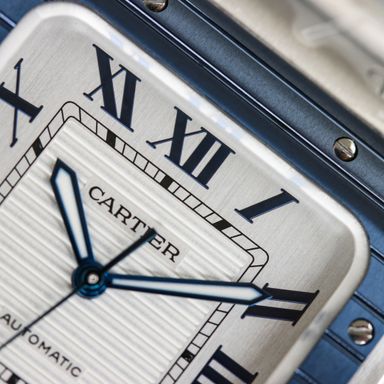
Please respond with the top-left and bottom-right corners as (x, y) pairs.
(106, 274), (269, 305)
(100, 228), (157, 273)
(72, 227), (157, 298)
(0, 229), (156, 351)
(0, 161), (92, 351)
(0, 288), (78, 351)
(51, 159), (94, 265)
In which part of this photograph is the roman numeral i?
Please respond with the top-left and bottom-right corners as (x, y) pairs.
(235, 189), (298, 222)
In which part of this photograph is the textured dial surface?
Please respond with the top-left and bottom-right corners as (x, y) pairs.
(0, 3), (369, 384)
(0, 118), (255, 383)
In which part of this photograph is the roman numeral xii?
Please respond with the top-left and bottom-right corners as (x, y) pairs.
(147, 107), (235, 188)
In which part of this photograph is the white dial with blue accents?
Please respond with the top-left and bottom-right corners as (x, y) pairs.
(0, 3), (369, 384)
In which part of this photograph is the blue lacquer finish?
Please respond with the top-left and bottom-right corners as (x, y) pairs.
(295, 338), (360, 384)
(0, 0), (42, 43)
(356, 250), (384, 317)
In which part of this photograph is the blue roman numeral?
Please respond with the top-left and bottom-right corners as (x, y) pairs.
(147, 107), (234, 188)
(0, 58), (43, 147)
(242, 284), (319, 325)
(193, 346), (257, 383)
(235, 189), (298, 223)
(84, 44), (140, 131)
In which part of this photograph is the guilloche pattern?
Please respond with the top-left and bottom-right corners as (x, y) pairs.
(0, 103), (264, 383)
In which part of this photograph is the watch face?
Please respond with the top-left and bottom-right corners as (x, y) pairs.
(0, 4), (369, 384)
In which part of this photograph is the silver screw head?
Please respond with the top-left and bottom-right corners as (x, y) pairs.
(144, 0), (168, 12)
(348, 319), (374, 345)
(86, 272), (100, 285)
(333, 137), (357, 161)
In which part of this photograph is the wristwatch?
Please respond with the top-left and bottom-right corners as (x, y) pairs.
(0, 1), (382, 384)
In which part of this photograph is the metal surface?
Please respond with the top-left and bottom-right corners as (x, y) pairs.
(120, 1), (384, 381)
(197, 1), (384, 382)
(209, 0), (384, 140)
(143, 0), (168, 13)
(349, 336), (384, 384)
(87, 272), (100, 285)
(348, 319), (374, 346)
(0, 3), (369, 383)
(333, 137), (358, 162)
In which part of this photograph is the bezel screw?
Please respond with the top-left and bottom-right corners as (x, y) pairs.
(144, 0), (168, 12)
(333, 137), (358, 162)
(348, 318), (374, 346)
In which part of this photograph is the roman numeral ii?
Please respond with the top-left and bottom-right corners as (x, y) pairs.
(243, 284), (319, 325)
(147, 107), (234, 188)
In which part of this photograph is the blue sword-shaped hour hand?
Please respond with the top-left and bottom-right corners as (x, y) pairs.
(51, 159), (94, 265)
(106, 275), (269, 306)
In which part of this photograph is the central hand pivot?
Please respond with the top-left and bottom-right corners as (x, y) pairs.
(72, 262), (107, 298)
(53, 159), (268, 305)
(72, 226), (157, 299)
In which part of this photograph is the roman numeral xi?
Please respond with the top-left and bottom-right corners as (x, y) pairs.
(0, 58), (43, 147)
(83, 45), (299, 201)
(85, 45), (234, 189)
(84, 44), (140, 132)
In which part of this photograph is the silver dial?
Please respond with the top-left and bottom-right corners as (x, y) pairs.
(0, 4), (369, 383)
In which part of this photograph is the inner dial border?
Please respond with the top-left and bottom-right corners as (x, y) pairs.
(0, 101), (269, 382)
(0, 362), (27, 384)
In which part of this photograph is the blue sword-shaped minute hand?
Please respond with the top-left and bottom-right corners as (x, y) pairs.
(106, 275), (269, 306)
(51, 159), (94, 265)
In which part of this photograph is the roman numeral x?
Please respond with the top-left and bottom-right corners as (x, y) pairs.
(0, 58), (43, 147)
